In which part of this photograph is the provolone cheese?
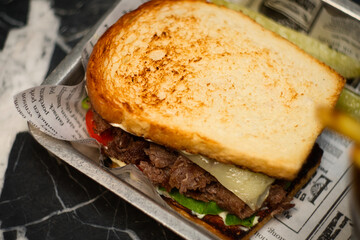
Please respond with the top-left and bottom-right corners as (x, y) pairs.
(181, 152), (274, 210)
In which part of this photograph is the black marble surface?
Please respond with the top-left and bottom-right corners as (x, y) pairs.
(1, 133), (180, 240)
(1, 0), (182, 239)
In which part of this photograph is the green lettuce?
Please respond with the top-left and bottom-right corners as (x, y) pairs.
(162, 188), (257, 227)
(225, 214), (256, 227)
(168, 188), (223, 215)
(336, 88), (360, 120)
(82, 96), (90, 110)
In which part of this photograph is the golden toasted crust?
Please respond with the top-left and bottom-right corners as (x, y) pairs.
(86, 0), (345, 180)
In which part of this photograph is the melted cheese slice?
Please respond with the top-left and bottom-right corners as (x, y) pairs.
(181, 152), (274, 210)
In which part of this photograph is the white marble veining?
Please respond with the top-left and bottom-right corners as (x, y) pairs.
(1, 192), (107, 232)
(0, 0), (59, 193)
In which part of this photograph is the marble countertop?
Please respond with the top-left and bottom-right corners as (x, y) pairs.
(0, 0), (181, 239)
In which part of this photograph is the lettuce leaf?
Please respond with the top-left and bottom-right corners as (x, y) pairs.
(162, 188), (257, 227)
(225, 214), (256, 227)
(81, 96), (90, 110)
(168, 188), (223, 215)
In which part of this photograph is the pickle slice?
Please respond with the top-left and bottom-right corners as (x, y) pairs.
(336, 88), (360, 120)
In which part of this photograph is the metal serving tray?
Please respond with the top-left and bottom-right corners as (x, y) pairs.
(29, 0), (360, 239)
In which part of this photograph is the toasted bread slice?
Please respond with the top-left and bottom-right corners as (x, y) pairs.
(86, 0), (345, 179)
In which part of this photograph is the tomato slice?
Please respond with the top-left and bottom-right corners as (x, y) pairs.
(85, 109), (113, 146)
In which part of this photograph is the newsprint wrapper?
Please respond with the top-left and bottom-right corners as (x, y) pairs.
(13, 0), (359, 239)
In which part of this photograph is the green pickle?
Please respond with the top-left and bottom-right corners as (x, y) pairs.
(161, 188), (256, 227)
(336, 88), (360, 120)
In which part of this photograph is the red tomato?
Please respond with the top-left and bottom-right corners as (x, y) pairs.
(85, 109), (113, 146)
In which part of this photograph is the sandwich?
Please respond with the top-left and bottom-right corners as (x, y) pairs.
(85, 0), (345, 239)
